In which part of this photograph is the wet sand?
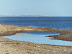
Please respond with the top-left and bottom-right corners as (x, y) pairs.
(0, 24), (72, 54)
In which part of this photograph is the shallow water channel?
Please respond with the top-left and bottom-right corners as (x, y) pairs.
(5, 32), (72, 46)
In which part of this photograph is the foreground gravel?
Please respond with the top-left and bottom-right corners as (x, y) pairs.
(0, 37), (71, 54)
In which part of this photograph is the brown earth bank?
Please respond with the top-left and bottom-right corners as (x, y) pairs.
(1, 24), (72, 41)
(0, 37), (72, 54)
(0, 24), (72, 54)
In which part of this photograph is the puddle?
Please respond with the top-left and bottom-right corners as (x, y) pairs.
(5, 32), (72, 46)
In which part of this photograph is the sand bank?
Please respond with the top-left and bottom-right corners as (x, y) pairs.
(0, 24), (72, 41)
(0, 24), (72, 54)
(0, 37), (71, 54)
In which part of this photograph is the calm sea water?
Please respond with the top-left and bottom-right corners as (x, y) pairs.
(4, 17), (72, 46)
(5, 32), (72, 46)
(0, 17), (72, 29)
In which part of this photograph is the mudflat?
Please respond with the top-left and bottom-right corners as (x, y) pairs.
(0, 24), (72, 54)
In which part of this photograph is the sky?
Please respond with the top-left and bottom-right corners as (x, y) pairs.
(0, 0), (72, 16)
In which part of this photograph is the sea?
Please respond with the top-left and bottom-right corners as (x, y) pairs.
(0, 17), (72, 29)
(1, 17), (72, 46)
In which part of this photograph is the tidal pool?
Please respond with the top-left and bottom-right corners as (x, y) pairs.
(5, 32), (72, 46)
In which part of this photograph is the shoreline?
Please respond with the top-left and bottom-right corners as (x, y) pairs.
(0, 36), (71, 54)
(0, 24), (72, 54)
(1, 24), (72, 41)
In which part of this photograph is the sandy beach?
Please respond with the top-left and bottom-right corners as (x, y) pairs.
(0, 24), (72, 54)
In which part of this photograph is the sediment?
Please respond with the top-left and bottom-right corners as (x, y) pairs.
(0, 37), (71, 54)
(0, 24), (72, 54)
(0, 24), (72, 41)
